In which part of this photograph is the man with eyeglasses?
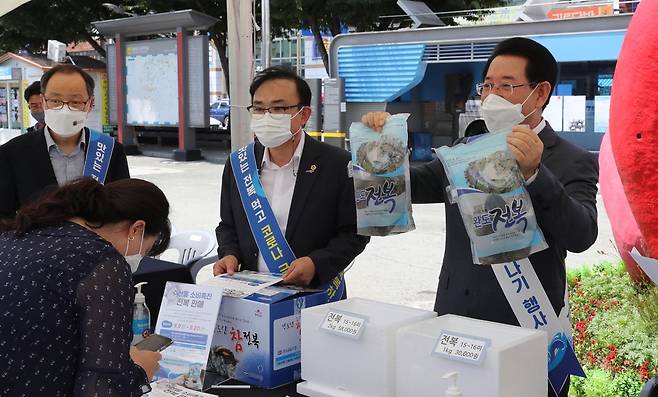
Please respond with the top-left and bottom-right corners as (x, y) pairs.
(24, 81), (45, 133)
(214, 66), (369, 292)
(361, 38), (598, 397)
(0, 64), (130, 219)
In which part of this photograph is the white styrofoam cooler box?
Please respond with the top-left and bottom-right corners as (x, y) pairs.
(396, 314), (547, 397)
(297, 298), (436, 397)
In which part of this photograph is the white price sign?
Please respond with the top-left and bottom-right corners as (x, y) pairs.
(433, 331), (489, 366)
(320, 310), (367, 339)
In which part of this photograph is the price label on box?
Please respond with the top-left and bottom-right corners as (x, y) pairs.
(320, 310), (367, 339)
(433, 330), (490, 366)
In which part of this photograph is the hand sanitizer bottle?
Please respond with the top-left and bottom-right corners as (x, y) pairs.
(132, 282), (151, 345)
(442, 371), (463, 397)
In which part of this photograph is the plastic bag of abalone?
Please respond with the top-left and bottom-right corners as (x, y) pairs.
(349, 113), (415, 236)
(436, 130), (548, 265)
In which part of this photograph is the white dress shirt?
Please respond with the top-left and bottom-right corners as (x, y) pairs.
(256, 132), (306, 272)
(44, 128), (87, 186)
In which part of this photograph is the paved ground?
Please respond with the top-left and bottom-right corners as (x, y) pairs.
(0, 129), (20, 145)
(127, 153), (616, 311)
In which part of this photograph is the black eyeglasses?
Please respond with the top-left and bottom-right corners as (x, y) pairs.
(247, 104), (302, 116)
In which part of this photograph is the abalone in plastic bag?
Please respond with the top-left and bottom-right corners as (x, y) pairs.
(357, 135), (406, 174)
(465, 150), (522, 193)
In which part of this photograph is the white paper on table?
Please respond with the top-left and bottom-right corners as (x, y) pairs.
(201, 270), (283, 298)
(630, 247), (658, 285)
(146, 379), (216, 397)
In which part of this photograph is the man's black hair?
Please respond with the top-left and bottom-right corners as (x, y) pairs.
(483, 37), (558, 109)
(41, 64), (95, 98)
(24, 81), (41, 103)
(249, 66), (311, 106)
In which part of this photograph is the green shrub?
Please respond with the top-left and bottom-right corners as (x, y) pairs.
(581, 368), (615, 397)
(575, 262), (635, 302)
(587, 303), (658, 368)
(569, 368), (646, 397)
(631, 285), (658, 332)
(568, 261), (658, 396)
(569, 371), (586, 397)
(612, 370), (644, 397)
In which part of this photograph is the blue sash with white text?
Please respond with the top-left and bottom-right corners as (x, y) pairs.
(460, 134), (585, 395)
(230, 143), (345, 302)
(83, 130), (115, 185)
(492, 260), (585, 395)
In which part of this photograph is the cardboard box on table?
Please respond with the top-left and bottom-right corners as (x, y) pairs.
(204, 286), (327, 389)
(396, 314), (547, 397)
(297, 298), (436, 397)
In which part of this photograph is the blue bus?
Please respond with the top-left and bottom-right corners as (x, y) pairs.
(328, 9), (634, 153)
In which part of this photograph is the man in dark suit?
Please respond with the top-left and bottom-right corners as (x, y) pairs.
(0, 64), (130, 219)
(24, 81), (45, 133)
(214, 67), (369, 288)
(362, 38), (598, 397)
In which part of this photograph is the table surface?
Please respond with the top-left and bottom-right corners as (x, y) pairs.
(204, 379), (304, 396)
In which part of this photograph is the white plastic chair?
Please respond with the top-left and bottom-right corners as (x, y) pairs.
(164, 230), (217, 266)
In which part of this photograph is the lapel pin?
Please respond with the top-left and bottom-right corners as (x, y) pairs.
(306, 164), (317, 173)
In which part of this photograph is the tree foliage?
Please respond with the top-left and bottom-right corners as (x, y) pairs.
(0, 0), (507, 91)
(0, 0), (115, 56)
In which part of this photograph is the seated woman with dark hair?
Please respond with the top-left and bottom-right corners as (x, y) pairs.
(0, 178), (172, 396)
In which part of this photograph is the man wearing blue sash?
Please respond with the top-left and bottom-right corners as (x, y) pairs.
(0, 64), (129, 219)
(214, 67), (369, 296)
(361, 38), (598, 397)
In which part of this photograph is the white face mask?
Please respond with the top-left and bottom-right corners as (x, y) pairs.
(45, 107), (88, 138)
(480, 84), (539, 134)
(124, 227), (145, 273)
(251, 108), (303, 148)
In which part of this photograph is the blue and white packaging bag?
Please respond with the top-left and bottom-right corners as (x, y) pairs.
(436, 130), (548, 264)
(349, 113), (415, 236)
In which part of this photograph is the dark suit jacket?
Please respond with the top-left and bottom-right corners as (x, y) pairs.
(411, 123), (599, 325)
(26, 122), (45, 134)
(0, 127), (130, 218)
(216, 136), (369, 287)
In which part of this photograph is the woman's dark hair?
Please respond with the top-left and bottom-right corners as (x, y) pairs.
(0, 178), (171, 256)
(249, 66), (312, 106)
(483, 37), (558, 109)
